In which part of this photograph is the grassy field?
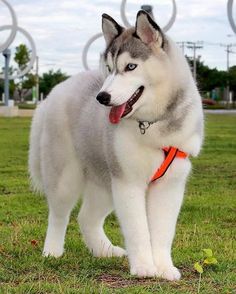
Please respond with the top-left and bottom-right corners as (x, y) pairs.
(0, 115), (235, 293)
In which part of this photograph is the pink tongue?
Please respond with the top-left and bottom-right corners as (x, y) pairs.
(109, 102), (127, 124)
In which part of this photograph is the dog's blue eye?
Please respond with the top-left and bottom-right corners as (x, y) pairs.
(125, 63), (137, 72)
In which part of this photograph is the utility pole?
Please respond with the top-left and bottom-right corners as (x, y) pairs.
(186, 42), (203, 82)
(226, 44), (231, 106)
(2, 49), (11, 107)
(180, 41), (185, 54)
(221, 43), (236, 106)
(177, 42), (187, 54)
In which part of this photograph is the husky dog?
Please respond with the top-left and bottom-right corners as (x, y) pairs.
(29, 11), (203, 280)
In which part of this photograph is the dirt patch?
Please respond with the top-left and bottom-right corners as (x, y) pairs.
(96, 267), (198, 289)
(96, 273), (161, 288)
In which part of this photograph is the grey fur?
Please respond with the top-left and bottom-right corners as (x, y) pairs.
(104, 28), (152, 62)
(143, 89), (189, 135)
(166, 89), (185, 113)
(118, 34), (152, 60)
(65, 72), (123, 186)
(164, 89), (186, 132)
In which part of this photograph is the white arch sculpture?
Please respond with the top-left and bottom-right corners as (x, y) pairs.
(82, 0), (177, 70)
(0, 0), (37, 79)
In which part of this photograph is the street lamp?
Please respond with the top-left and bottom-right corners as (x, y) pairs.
(2, 48), (11, 106)
(0, 0), (37, 107)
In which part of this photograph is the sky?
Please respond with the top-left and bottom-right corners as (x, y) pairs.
(1, 0), (236, 76)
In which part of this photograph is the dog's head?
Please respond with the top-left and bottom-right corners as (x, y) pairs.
(97, 10), (177, 124)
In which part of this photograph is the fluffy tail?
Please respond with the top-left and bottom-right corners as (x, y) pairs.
(28, 103), (45, 194)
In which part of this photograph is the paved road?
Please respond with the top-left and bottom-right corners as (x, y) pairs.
(204, 109), (236, 114)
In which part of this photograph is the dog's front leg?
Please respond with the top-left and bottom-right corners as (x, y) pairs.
(147, 159), (191, 281)
(112, 179), (157, 277)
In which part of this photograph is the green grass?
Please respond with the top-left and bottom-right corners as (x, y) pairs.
(0, 115), (235, 293)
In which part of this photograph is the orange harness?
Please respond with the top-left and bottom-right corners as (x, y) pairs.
(151, 147), (188, 183)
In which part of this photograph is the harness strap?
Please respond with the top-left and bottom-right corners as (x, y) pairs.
(150, 147), (188, 183)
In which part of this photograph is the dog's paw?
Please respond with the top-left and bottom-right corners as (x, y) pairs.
(110, 246), (127, 257)
(93, 245), (126, 258)
(130, 263), (157, 278)
(43, 245), (63, 258)
(156, 265), (181, 281)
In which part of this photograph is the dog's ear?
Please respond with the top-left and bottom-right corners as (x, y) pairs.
(135, 10), (164, 47)
(102, 14), (124, 45)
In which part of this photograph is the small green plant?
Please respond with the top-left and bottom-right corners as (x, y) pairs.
(194, 248), (218, 293)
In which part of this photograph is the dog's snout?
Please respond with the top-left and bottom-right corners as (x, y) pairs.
(96, 92), (111, 106)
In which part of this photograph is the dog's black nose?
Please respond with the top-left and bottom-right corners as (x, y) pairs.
(96, 92), (111, 106)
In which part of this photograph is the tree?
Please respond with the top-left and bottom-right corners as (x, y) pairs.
(186, 57), (228, 100)
(186, 57), (227, 93)
(14, 44), (30, 71)
(228, 66), (236, 93)
(13, 44), (36, 102)
(39, 69), (69, 97)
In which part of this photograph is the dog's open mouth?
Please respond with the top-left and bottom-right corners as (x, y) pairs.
(109, 86), (144, 124)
